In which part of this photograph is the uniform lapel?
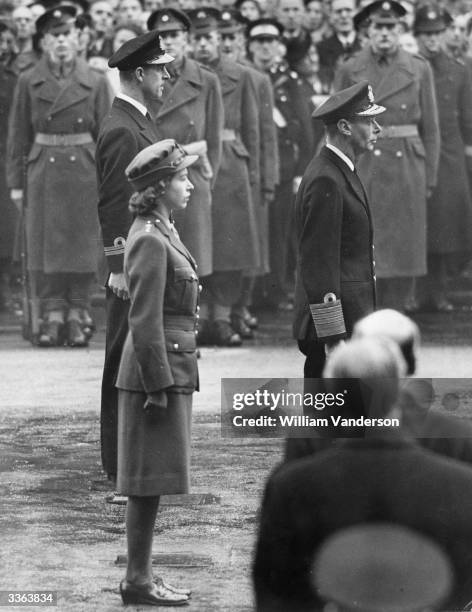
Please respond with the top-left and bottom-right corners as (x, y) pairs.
(156, 58), (202, 119)
(113, 97), (158, 144)
(153, 214), (197, 270)
(216, 57), (239, 97)
(322, 147), (370, 216)
(351, 48), (416, 103)
(46, 59), (93, 117)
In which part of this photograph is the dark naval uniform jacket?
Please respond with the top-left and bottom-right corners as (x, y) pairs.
(293, 146), (376, 357)
(96, 96), (160, 275)
(253, 435), (472, 611)
(116, 214), (199, 394)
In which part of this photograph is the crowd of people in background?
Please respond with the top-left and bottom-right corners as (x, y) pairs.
(0, 0), (471, 347)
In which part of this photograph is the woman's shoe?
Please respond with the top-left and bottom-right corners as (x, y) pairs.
(119, 580), (189, 606)
(67, 319), (88, 347)
(212, 320), (242, 347)
(230, 313), (254, 339)
(38, 321), (63, 347)
(154, 576), (192, 597)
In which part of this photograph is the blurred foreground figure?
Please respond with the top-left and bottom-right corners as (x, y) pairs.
(313, 523), (453, 611)
(253, 337), (472, 611)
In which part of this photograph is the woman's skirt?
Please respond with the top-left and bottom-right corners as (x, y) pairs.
(117, 390), (192, 496)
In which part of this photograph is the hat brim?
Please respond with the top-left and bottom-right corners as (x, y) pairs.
(356, 103), (386, 117)
(146, 51), (175, 65)
(175, 154), (199, 172)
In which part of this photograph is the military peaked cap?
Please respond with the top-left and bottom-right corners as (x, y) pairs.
(108, 30), (174, 70)
(312, 80), (385, 124)
(187, 7), (221, 34)
(414, 4), (452, 34)
(354, 0), (406, 30)
(246, 17), (283, 39)
(35, 4), (76, 34)
(147, 8), (191, 33)
(219, 8), (247, 34)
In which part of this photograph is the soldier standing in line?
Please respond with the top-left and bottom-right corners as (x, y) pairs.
(188, 7), (260, 345)
(414, 6), (472, 311)
(247, 17), (313, 312)
(7, 6), (111, 347)
(335, 0), (440, 311)
(146, 8), (225, 344)
(219, 8), (280, 335)
(96, 31), (173, 481)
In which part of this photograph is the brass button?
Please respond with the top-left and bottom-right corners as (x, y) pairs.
(374, 149), (381, 156)
(77, 117), (83, 123)
(196, 305), (200, 312)
(401, 104), (407, 109)
(49, 157), (55, 162)
(173, 343), (179, 349)
(396, 151), (403, 158)
(70, 155), (76, 162)
(198, 284), (203, 292)
(196, 314), (200, 319)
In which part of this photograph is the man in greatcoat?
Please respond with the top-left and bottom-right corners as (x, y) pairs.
(147, 7), (224, 341)
(7, 6), (111, 347)
(0, 19), (31, 311)
(95, 31), (173, 481)
(219, 9), (280, 335)
(189, 7), (260, 346)
(248, 18), (314, 311)
(334, 0), (440, 311)
(414, 5), (472, 311)
(292, 80), (382, 379)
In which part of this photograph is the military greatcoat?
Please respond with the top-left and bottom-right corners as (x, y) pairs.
(426, 50), (472, 254)
(212, 56), (260, 272)
(150, 57), (224, 278)
(0, 58), (21, 261)
(7, 57), (110, 274)
(335, 47), (440, 278)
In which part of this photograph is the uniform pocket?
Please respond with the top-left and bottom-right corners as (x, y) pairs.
(174, 266), (198, 312)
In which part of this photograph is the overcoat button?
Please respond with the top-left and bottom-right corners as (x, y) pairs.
(198, 284), (203, 292)
(173, 343), (179, 349)
(49, 157), (55, 162)
(401, 104), (407, 109)
(396, 151), (402, 158)
(70, 155), (76, 161)
(77, 117), (83, 123)
(374, 149), (381, 156)
(196, 305), (200, 312)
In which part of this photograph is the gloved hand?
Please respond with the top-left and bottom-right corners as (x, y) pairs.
(144, 390), (168, 418)
(184, 141), (213, 180)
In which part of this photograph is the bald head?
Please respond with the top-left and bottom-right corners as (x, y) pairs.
(323, 337), (405, 418)
(353, 309), (419, 375)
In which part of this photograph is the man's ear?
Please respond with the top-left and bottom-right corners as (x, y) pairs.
(337, 118), (351, 136)
(135, 66), (144, 82)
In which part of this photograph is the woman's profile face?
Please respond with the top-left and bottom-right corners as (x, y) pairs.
(164, 168), (194, 211)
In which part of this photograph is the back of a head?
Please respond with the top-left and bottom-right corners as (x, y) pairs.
(353, 309), (419, 375)
(323, 337), (405, 418)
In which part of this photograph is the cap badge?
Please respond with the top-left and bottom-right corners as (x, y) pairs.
(53, 9), (61, 18)
(222, 11), (230, 19)
(367, 85), (374, 103)
(197, 10), (206, 18)
(427, 10), (437, 18)
(382, 1), (391, 10)
(161, 14), (169, 21)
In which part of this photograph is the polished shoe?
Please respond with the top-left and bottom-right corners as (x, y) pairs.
(242, 309), (258, 329)
(154, 576), (192, 597)
(433, 298), (454, 312)
(67, 319), (88, 347)
(230, 313), (254, 339)
(81, 310), (95, 340)
(38, 321), (63, 347)
(120, 580), (189, 606)
(212, 320), (242, 347)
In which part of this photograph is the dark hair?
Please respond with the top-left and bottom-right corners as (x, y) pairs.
(113, 19), (144, 37)
(128, 180), (170, 216)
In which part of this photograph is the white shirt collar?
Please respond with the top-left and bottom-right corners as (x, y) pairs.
(116, 92), (148, 117)
(326, 143), (355, 172)
(337, 31), (356, 46)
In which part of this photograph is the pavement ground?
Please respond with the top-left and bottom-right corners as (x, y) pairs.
(1, 303), (472, 611)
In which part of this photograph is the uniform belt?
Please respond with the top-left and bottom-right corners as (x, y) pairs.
(221, 128), (236, 141)
(164, 315), (196, 331)
(379, 125), (418, 138)
(35, 132), (93, 146)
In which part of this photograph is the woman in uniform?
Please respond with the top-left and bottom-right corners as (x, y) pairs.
(116, 139), (199, 607)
